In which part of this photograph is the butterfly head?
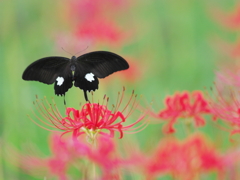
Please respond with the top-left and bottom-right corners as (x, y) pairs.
(71, 56), (77, 62)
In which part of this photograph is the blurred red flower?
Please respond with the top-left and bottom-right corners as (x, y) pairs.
(70, 0), (125, 21)
(212, 4), (240, 29)
(64, 0), (128, 47)
(16, 134), (81, 180)
(145, 135), (223, 180)
(221, 149), (240, 179)
(74, 20), (123, 44)
(74, 136), (121, 179)
(14, 134), (123, 179)
(153, 91), (211, 133)
(208, 83), (240, 137)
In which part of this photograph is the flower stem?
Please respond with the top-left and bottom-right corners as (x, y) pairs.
(91, 136), (97, 179)
(92, 161), (96, 179)
(181, 118), (192, 136)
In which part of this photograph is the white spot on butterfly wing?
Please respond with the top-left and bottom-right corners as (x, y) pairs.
(56, 77), (64, 86)
(85, 73), (95, 82)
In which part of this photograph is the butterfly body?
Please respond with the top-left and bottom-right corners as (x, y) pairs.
(22, 51), (129, 101)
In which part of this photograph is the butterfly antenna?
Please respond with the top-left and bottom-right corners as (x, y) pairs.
(61, 47), (73, 56)
(74, 46), (89, 56)
(83, 90), (89, 102)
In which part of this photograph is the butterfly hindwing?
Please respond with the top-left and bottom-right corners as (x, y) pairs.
(54, 68), (73, 96)
(73, 64), (99, 92)
(74, 74), (99, 92)
(22, 57), (70, 84)
(76, 51), (129, 78)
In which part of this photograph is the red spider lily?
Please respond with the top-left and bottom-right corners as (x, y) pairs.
(208, 84), (240, 135)
(55, 0), (133, 52)
(12, 134), (83, 180)
(215, 71), (240, 90)
(11, 134), (123, 179)
(221, 149), (240, 179)
(144, 135), (223, 180)
(74, 20), (123, 44)
(74, 136), (121, 179)
(70, 0), (126, 21)
(67, 0), (128, 46)
(212, 4), (240, 29)
(88, 136), (119, 170)
(46, 135), (76, 179)
(30, 88), (147, 140)
(54, 0), (130, 53)
(153, 91), (211, 133)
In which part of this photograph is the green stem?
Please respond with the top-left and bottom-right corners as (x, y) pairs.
(90, 135), (97, 179)
(180, 117), (192, 137)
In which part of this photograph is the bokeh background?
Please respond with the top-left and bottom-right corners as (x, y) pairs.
(0, 0), (238, 179)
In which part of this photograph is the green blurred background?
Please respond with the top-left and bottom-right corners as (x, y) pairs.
(0, 0), (236, 179)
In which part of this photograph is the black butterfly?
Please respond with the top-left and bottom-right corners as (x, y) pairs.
(22, 51), (129, 101)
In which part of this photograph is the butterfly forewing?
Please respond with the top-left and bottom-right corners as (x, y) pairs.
(76, 51), (129, 78)
(22, 57), (70, 84)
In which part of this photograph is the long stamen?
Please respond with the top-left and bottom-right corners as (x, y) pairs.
(115, 87), (125, 113)
(111, 104), (115, 113)
(125, 94), (138, 119)
(30, 108), (56, 128)
(51, 97), (64, 119)
(105, 97), (109, 109)
(121, 90), (134, 114)
(122, 114), (147, 130)
(214, 83), (230, 107)
(102, 98), (110, 119)
(113, 91), (121, 114)
(124, 122), (149, 134)
(27, 114), (59, 132)
(34, 97), (68, 129)
(101, 94), (106, 107)
(230, 90), (240, 111)
(39, 99), (63, 127)
(34, 99), (51, 121)
(38, 99), (58, 121)
(33, 100), (57, 127)
(49, 103), (63, 124)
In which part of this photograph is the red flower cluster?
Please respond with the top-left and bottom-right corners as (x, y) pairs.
(16, 134), (121, 179)
(69, 0), (127, 45)
(144, 135), (223, 180)
(208, 85), (240, 137)
(155, 91), (211, 133)
(55, 0), (132, 54)
(14, 132), (240, 180)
